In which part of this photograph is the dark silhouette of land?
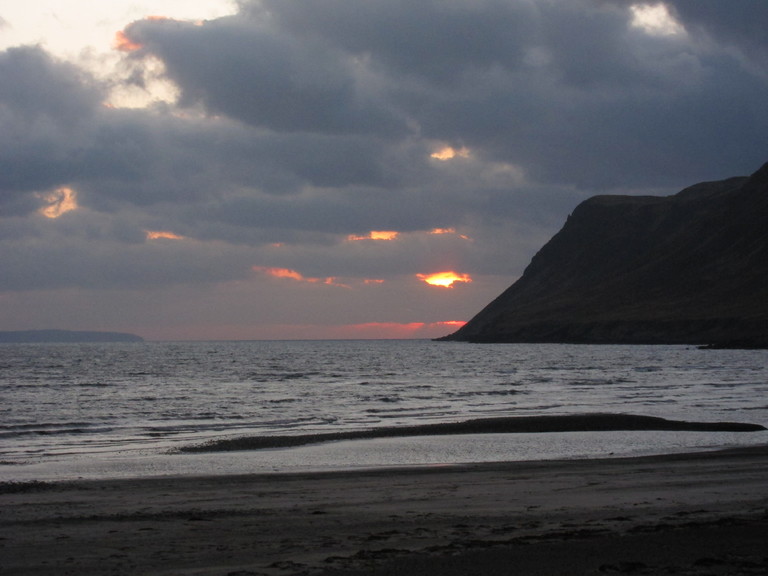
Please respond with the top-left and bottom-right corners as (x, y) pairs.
(441, 161), (768, 347)
(0, 330), (144, 343)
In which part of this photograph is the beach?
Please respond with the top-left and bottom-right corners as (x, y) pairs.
(3, 444), (768, 576)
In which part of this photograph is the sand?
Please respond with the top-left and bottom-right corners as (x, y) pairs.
(2, 444), (768, 576)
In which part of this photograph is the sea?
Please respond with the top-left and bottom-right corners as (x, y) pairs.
(1, 340), (767, 481)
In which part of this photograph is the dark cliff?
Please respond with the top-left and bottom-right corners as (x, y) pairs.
(440, 161), (768, 347)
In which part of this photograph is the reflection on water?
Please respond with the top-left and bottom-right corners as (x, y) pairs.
(1, 340), (766, 479)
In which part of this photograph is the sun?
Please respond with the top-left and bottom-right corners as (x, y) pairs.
(417, 271), (473, 288)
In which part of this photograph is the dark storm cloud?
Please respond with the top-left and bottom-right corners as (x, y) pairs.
(246, 0), (539, 85)
(0, 46), (102, 122)
(76, 113), (405, 211)
(0, 45), (412, 216)
(124, 0), (768, 191)
(123, 16), (404, 135)
(2, 0), (768, 304)
(0, 204), (265, 292)
(667, 0), (768, 68)
(0, 46), (104, 206)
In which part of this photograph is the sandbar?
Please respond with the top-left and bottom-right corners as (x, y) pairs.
(179, 413), (765, 452)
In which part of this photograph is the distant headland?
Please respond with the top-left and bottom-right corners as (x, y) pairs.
(440, 161), (768, 348)
(0, 330), (144, 343)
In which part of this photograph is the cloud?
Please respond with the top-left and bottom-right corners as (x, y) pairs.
(121, 15), (404, 135)
(37, 187), (79, 218)
(252, 266), (351, 287)
(0, 46), (104, 207)
(1, 1), (767, 338)
(146, 230), (186, 240)
(347, 231), (400, 242)
(666, 0), (768, 69)
(118, 1), (768, 188)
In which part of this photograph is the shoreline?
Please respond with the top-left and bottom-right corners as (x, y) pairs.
(4, 425), (768, 485)
(3, 445), (768, 575)
(2, 412), (767, 483)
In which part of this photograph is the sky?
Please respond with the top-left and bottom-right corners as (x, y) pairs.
(1, 1), (767, 340)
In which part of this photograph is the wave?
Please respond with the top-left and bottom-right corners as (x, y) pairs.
(0, 421), (113, 439)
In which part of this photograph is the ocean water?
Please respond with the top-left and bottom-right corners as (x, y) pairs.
(1, 340), (767, 480)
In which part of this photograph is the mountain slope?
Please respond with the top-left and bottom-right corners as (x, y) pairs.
(440, 162), (768, 347)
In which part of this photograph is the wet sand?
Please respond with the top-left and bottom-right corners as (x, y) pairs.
(3, 444), (768, 576)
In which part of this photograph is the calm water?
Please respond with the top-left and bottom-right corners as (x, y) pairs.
(1, 340), (767, 480)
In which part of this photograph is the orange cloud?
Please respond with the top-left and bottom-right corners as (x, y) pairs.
(417, 271), (473, 288)
(253, 267), (349, 287)
(146, 230), (185, 240)
(430, 146), (470, 161)
(364, 278), (385, 285)
(114, 30), (142, 52)
(428, 228), (472, 241)
(347, 230), (399, 241)
(38, 187), (78, 218)
(256, 267), (306, 281)
(323, 277), (351, 288)
(371, 230), (399, 240)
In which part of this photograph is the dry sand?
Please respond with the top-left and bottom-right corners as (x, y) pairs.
(2, 445), (768, 576)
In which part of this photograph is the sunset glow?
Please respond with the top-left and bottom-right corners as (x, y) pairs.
(253, 267), (349, 287)
(114, 30), (142, 52)
(334, 321), (467, 339)
(256, 267), (305, 281)
(114, 16), (179, 51)
(323, 277), (351, 288)
(430, 228), (472, 240)
(38, 187), (78, 218)
(347, 230), (400, 241)
(417, 271), (473, 288)
(157, 320), (468, 341)
(146, 230), (185, 240)
(431, 146), (470, 161)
